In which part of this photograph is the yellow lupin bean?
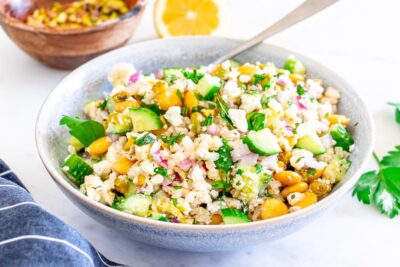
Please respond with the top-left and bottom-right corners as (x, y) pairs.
(261, 198), (289, 220)
(114, 176), (128, 194)
(273, 171), (302, 186)
(114, 100), (140, 113)
(136, 174), (146, 186)
(112, 157), (134, 175)
(289, 73), (305, 84)
(87, 136), (111, 157)
(293, 192), (318, 209)
(210, 214), (223, 225)
(281, 182), (308, 198)
(238, 64), (257, 81)
(184, 91), (198, 111)
(327, 115), (350, 126)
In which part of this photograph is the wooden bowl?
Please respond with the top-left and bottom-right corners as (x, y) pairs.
(0, 0), (146, 69)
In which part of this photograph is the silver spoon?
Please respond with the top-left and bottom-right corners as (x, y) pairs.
(213, 0), (339, 65)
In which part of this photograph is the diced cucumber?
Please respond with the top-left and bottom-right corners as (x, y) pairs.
(163, 68), (184, 80)
(106, 113), (132, 134)
(323, 156), (351, 183)
(229, 59), (242, 68)
(242, 128), (281, 156)
(196, 73), (221, 100)
(221, 208), (250, 224)
(296, 132), (326, 155)
(283, 55), (306, 75)
(129, 107), (163, 132)
(113, 194), (152, 217)
(68, 136), (84, 152)
(106, 97), (116, 113)
(61, 154), (93, 185)
(330, 124), (354, 151)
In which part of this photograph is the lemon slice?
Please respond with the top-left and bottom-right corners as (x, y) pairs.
(154, 0), (226, 37)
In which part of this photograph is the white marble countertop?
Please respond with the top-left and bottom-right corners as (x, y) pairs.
(1, 0), (399, 266)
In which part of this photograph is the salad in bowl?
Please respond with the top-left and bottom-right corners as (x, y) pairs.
(60, 56), (354, 225)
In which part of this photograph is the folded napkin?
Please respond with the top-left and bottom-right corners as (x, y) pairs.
(0, 159), (125, 267)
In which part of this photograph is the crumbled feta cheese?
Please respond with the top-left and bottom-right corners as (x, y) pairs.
(164, 106), (183, 126)
(240, 94), (261, 113)
(93, 160), (112, 176)
(287, 192), (305, 205)
(108, 63), (135, 86)
(239, 75), (251, 83)
(151, 174), (164, 185)
(222, 80), (241, 98)
(228, 109), (248, 132)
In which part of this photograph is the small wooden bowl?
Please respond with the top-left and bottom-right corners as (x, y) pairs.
(0, 0), (146, 69)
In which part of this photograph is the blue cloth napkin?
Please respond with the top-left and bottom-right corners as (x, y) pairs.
(0, 159), (125, 267)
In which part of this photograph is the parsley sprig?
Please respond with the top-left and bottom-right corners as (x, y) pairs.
(353, 148), (400, 218)
(388, 102), (400, 124)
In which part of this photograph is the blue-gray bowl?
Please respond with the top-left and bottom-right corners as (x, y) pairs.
(36, 37), (374, 252)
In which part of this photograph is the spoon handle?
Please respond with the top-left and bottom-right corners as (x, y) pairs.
(212, 0), (339, 65)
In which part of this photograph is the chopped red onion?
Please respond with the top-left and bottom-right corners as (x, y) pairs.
(276, 77), (288, 86)
(152, 150), (168, 168)
(179, 157), (193, 171)
(129, 71), (141, 84)
(207, 124), (218, 136)
(296, 95), (307, 110)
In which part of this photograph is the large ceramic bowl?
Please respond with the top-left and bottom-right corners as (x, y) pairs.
(36, 37), (374, 252)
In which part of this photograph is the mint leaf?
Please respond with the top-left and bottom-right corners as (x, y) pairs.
(201, 115), (213, 127)
(214, 140), (233, 173)
(330, 124), (354, 151)
(154, 167), (171, 180)
(388, 102), (400, 124)
(252, 74), (265, 85)
(297, 85), (306, 96)
(158, 134), (185, 145)
(247, 112), (266, 131)
(215, 95), (233, 127)
(97, 100), (107, 110)
(212, 180), (226, 189)
(135, 133), (156, 146)
(60, 115), (105, 147)
(182, 69), (204, 84)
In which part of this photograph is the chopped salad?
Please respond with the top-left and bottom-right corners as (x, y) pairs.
(60, 56), (355, 225)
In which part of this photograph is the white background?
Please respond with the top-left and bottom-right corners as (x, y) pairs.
(1, 0), (399, 266)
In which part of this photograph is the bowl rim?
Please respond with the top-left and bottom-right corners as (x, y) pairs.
(0, 0), (145, 35)
(35, 36), (375, 231)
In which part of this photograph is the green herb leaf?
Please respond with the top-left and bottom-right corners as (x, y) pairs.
(255, 164), (263, 174)
(59, 115), (105, 147)
(214, 139), (233, 173)
(237, 169), (244, 175)
(252, 74), (265, 85)
(261, 95), (273, 109)
(353, 150), (400, 218)
(388, 102), (400, 124)
(182, 69), (205, 84)
(135, 133), (156, 146)
(247, 112), (266, 131)
(215, 95), (233, 127)
(176, 89), (184, 101)
(201, 115), (213, 127)
(211, 180), (226, 189)
(141, 103), (165, 115)
(330, 124), (354, 151)
(158, 134), (185, 145)
(154, 167), (172, 180)
(97, 100), (107, 110)
(173, 185), (183, 189)
(158, 216), (169, 222)
(297, 85), (306, 96)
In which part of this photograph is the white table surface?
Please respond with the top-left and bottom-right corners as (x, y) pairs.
(1, 0), (399, 266)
